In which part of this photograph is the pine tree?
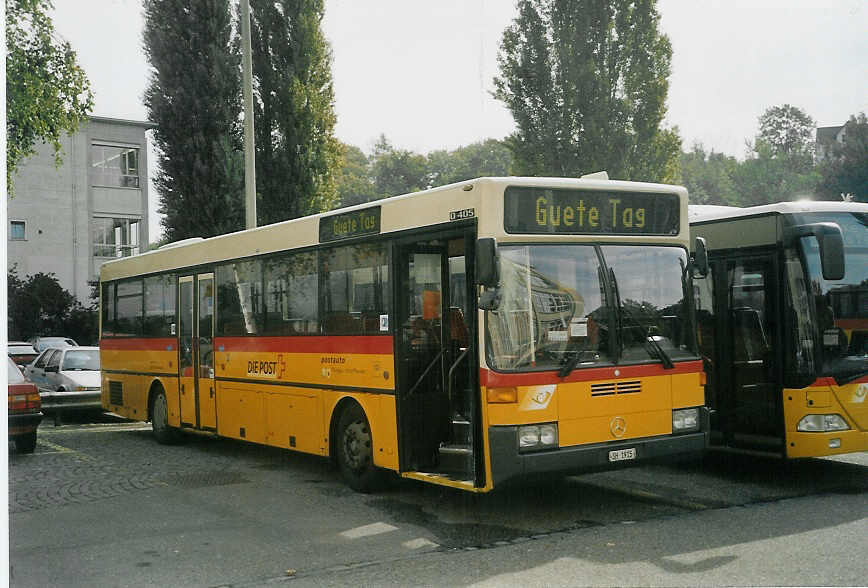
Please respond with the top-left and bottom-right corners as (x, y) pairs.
(493, 0), (680, 182)
(249, 0), (341, 224)
(143, 0), (244, 241)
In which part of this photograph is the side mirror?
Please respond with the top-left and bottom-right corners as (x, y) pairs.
(476, 238), (499, 287)
(784, 223), (845, 281)
(692, 237), (709, 278)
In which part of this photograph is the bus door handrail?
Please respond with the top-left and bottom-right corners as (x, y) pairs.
(407, 349), (444, 397)
(447, 346), (471, 405)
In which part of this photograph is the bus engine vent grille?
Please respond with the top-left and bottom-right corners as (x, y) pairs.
(591, 381), (641, 396)
(109, 381), (123, 405)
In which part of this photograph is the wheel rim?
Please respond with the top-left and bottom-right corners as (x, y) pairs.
(342, 418), (371, 472)
(153, 394), (167, 431)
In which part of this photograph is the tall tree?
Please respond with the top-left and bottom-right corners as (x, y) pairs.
(493, 0), (680, 182)
(5, 0), (93, 196)
(817, 113), (868, 202)
(249, 0), (341, 224)
(143, 0), (244, 242)
(755, 104), (815, 160)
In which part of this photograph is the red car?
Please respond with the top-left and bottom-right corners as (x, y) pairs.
(8, 357), (42, 453)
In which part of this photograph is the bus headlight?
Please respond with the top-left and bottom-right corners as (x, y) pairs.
(518, 423), (558, 452)
(672, 408), (700, 433)
(797, 414), (850, 432)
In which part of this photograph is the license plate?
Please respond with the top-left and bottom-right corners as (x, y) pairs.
(608, 448), (636, 462)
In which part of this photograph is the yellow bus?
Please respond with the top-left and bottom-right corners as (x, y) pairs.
(100, 176), (708, 492)
(690, 201), (868, 458)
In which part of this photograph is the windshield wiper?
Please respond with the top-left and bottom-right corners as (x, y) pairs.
(834, 369), (868, 386)
(557, 341), (586, 378)
(609, 268), (674, 370)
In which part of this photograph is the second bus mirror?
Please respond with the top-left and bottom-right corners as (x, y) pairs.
(692, 237), (709, 278)
(785, 222), (845, 281)
(476, 238), (499, 287)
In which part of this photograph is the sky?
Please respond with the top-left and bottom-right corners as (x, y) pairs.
(49, 0), (868, 241)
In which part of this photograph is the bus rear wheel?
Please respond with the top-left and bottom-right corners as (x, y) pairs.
(151, 388), (180, 445)
(337, 403), (381, 492)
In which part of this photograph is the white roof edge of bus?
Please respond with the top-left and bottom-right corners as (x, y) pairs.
(689, 199), (868, 223)
(100, 176), (688, 275)
(157, 237), (205, 249)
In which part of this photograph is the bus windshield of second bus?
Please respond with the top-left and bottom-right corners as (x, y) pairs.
(787, 210), (868, 385)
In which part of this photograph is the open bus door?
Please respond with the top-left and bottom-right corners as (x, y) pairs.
(707, 254), (783, 452)
(394, 229), (482, 486)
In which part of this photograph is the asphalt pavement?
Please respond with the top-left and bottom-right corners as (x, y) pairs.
(8, 416), (868, 587)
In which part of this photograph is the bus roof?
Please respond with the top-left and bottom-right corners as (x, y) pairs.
(102, 176), (689, 282)
(689, 200), (868, 224)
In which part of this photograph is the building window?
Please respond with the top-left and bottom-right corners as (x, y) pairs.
(10, 220), (26, 240)
(93, 217), (140, 258)
(91, 144), (140, 188)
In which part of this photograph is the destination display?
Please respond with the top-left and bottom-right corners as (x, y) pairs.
(504, 187), (679, 235)
(319, 206), (381, 242)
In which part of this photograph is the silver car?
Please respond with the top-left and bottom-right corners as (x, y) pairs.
(24, 347), (101, 412)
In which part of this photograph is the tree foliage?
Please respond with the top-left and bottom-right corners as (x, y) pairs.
(493, 0), (680, 182)
(7, 267), (97, 344)
(427, 139), (513, 187)
(143, 0), (245, 242)
(755, 104), (815, 164)
(250, 0), (341, 224)
(678, 144), (739, 205)
(679, 104), (833, 206)
(334, 136), (514, 206)
(817, 113), (868, 202)
(334, 143), (377, 207)
(368, 135), (430, 198)
(5, 0), (93, 196)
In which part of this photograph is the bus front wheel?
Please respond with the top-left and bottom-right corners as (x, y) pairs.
(336, 403), (381, 492)
(151, 388), (180, 445)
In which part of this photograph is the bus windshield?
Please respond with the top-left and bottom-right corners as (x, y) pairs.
(793, 211), (868, 384)
(486, 244), (697, 371)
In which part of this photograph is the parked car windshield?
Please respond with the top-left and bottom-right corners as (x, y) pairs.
(34, 337), (78, 351)
(7, 357), (26, 384)
(61, 349), (100, 371)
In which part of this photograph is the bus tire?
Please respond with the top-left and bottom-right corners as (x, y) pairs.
(16, 432), (37, 454)
(336, 403), (381, 493)
(151, 388), (180, 445)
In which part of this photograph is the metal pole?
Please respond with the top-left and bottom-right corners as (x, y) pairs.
(241, 0), (257, 229)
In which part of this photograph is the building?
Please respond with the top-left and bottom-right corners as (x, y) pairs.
(7, 116), (153, 305)
(816, 122), (849, 162)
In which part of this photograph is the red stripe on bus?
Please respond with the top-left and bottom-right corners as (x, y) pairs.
(835, 318), (868, 329)
(100, 338), (177, 351)
(480, 360), (704, 387)
(812, 376), (868, 387)
(215, 336), (394, 355)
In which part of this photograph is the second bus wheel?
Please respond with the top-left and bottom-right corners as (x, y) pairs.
(151, 388), (181, 444)
(336, 403), (382, 492)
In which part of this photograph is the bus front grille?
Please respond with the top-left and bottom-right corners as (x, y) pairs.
(591, 381), (641, 396)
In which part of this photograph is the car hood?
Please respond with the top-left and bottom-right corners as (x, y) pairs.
(59, 370), (101, 388)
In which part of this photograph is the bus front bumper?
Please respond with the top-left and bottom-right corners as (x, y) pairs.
(488, 425), (708, 487)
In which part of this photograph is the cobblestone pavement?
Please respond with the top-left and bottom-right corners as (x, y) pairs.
(8, 418), (339, 514)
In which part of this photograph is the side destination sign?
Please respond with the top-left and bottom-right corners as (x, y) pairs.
(504, 186), (680, 235)
(320, 206), (381, 242)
